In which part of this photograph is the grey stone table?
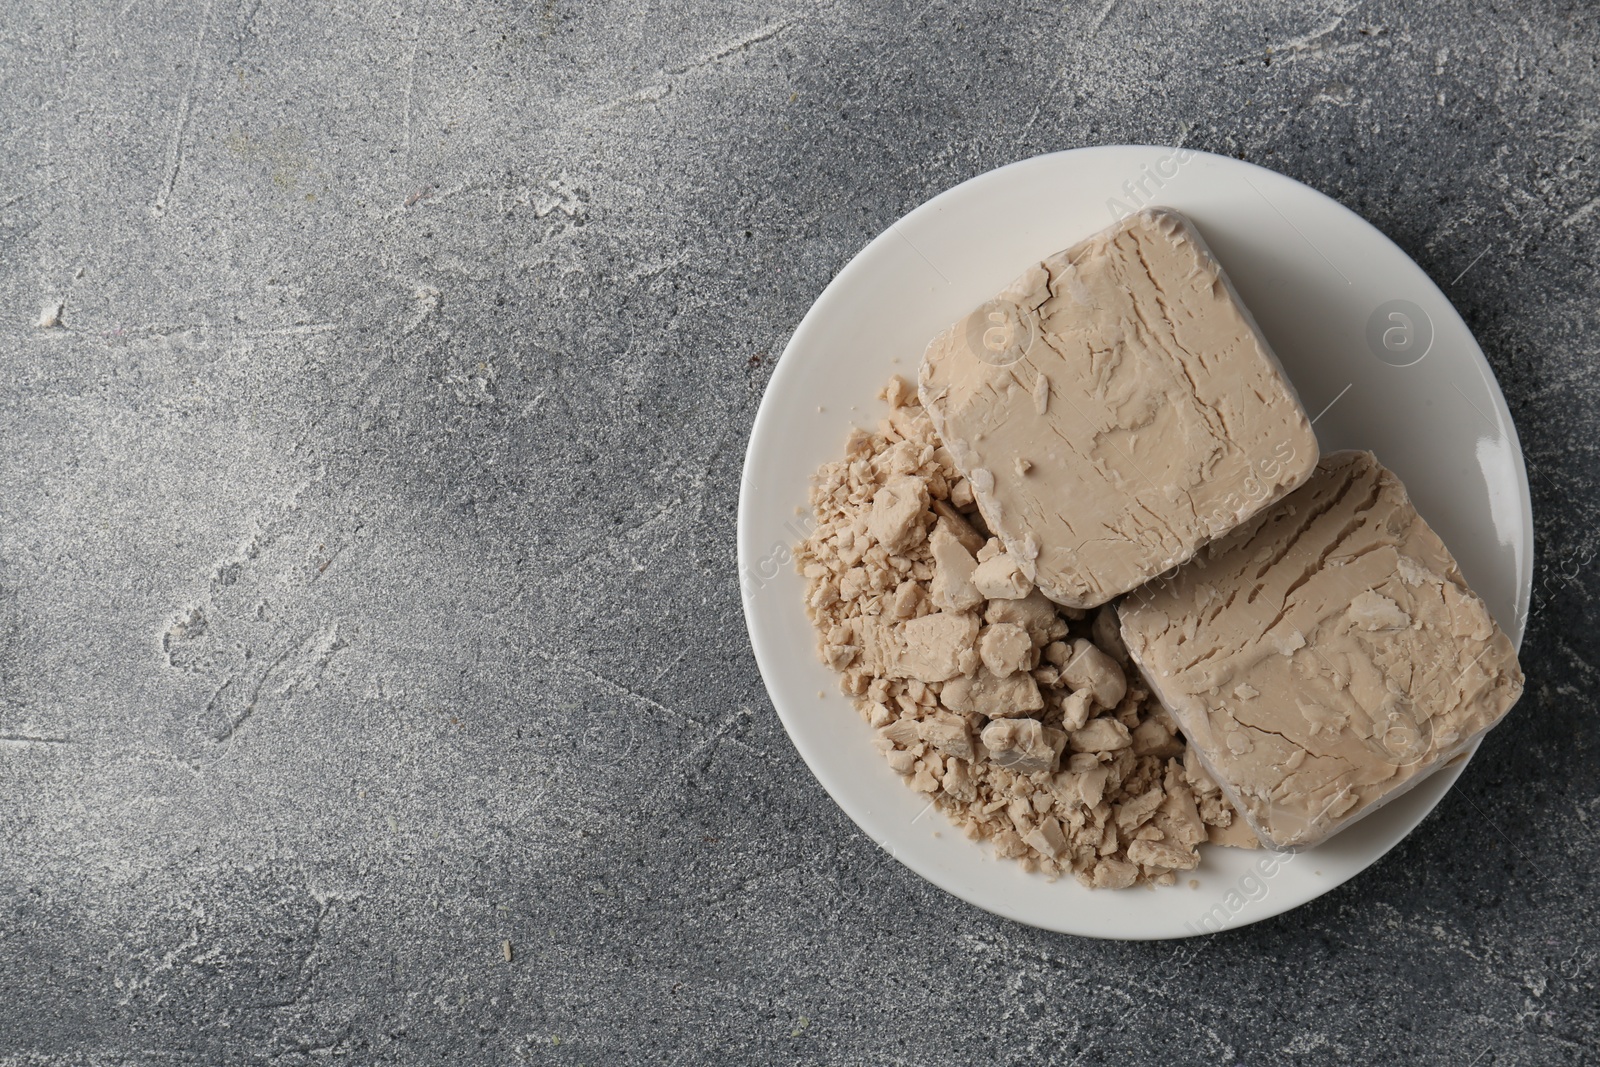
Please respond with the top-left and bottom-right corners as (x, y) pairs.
(1, 0), (1596, 1063)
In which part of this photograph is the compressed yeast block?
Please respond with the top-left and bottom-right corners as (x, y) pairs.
(1118, 450), (1524, 849)
(919, 207), (1319, 610)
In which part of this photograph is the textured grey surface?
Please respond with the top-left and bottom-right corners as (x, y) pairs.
(1, 0), (1597, 1063)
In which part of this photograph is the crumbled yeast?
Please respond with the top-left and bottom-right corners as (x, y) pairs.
(797, 378), (1255, 889)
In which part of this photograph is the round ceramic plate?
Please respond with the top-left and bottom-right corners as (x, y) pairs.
(737, 146), (1531, 940)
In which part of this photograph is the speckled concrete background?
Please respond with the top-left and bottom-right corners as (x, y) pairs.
(1, 0), (1596, 1063)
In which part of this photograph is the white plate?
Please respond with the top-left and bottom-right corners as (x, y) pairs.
(737, 147), (1531, 940)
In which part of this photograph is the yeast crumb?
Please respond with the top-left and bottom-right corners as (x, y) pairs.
(797, 378), (1254, 888)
